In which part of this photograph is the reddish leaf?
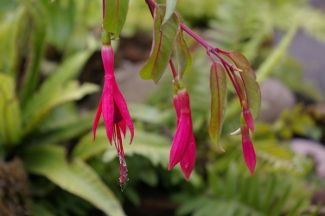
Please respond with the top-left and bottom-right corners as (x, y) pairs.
(208, 62), (227, 150)
(240, 71), (261, 122)
(229, 51), (261, 123)
(139, 5), (180, 83)
(174, 27), (192, 78)
(103, 0), (130, 40)
(228, 51), (255, 76)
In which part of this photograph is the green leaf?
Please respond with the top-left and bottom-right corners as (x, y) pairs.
(104, 0), (129, 40)
(24, 145), (125, 216)
(139, 5), (180, 83)
(128, 103), (170, 124)
(35, 111), (95, 146)
(30, 203), (56, 216)
(40, 0), (75, 50)
(163, 0), (177, 25)
(22, 50), (94, 135)
(0, 6), (24, 77)
(72, 127), (108, 161)
(174, 28), (192, 78)
(0, 73), (22, 145)
(240, 70), (261, 120)
(19, 0), (47, 105)
(257, 22), (298, 83)
(208, 62), (227, 149)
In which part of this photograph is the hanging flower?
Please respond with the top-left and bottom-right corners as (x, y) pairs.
(169, 89), (196, 180)
(93, 45), (134, 189)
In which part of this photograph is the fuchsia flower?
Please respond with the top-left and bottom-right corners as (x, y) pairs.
(169, 89), (196, 180)
(240, 125), (256, 175)
(93, 45), (134, 188)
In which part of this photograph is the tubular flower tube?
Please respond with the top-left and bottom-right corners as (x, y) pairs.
(93, 45), (134, 189)
(242, 100), (254, 133)
(240, 125), (256, 175)
(169, 89), (196, 180)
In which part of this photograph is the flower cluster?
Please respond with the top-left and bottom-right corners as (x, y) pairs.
(94, 0), (261, 187)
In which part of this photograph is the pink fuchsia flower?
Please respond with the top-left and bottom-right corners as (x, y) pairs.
(93, 45), (134, 188)
(169, 89), (196, 180)
(240, 125), (256, 175)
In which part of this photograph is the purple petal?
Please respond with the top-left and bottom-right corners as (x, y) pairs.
(241, 125), (256, 175)
(180, 135), (196, 180)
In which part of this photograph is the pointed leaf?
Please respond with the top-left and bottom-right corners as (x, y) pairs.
(228, 51), (255, 76)
(35, 111), (95, 145)
(139, 5), (180, 83)
(22, 50), (93, 135)
(240, 71), (261, 121)
(24, 145), (125, 216)
(104, 0), (129, 40)
(0, 73), (22, 145)
(208, 62), (227, 150)
(22, 81), (98, 136)
(0, 6), (24, 77)
(163, 0), (177, 25)
(73, 127), (109, 161)
(174, 28), (192, 78)
(19, 0), (46, 105)
(257, 23), (298, 83)
(228, 51), (261, 121)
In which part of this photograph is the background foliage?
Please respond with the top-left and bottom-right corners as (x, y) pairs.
(0, 0), (324, 215)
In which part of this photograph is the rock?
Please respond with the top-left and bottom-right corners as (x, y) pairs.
(115, 61), (160, 103)
(290, 138), (325, 179)
(258, 78), (296, 122)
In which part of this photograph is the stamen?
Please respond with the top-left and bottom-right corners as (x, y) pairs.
(118, 151), (129, 192)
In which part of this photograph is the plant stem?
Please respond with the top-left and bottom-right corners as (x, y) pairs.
(145, 0), (238, 72)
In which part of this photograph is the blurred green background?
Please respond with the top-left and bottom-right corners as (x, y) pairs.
(1, 0), (325, 215)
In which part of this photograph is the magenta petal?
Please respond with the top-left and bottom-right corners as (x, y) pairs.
(168, 90), (193, 170)
(180, 135), (196, 180)
(101, 46), (115, 143)
(113, 81), (134, 144)
(173, 95), (181, 125)
(118, 120), (127, 137)
(243, 107), (254, 133)
(168, 116), (191, 170)
(241, 125), (256, 175)
(92, 97), (103, 141)
(102, 45), (115, 75)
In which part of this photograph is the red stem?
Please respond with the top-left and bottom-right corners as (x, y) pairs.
(145, 0), (238, 72)
(169, 60), (178, 79)
(102, 0), (105, 19)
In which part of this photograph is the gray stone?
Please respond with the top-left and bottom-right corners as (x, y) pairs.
(291, 138), (325, 180)
(258, 78), (296, 122)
